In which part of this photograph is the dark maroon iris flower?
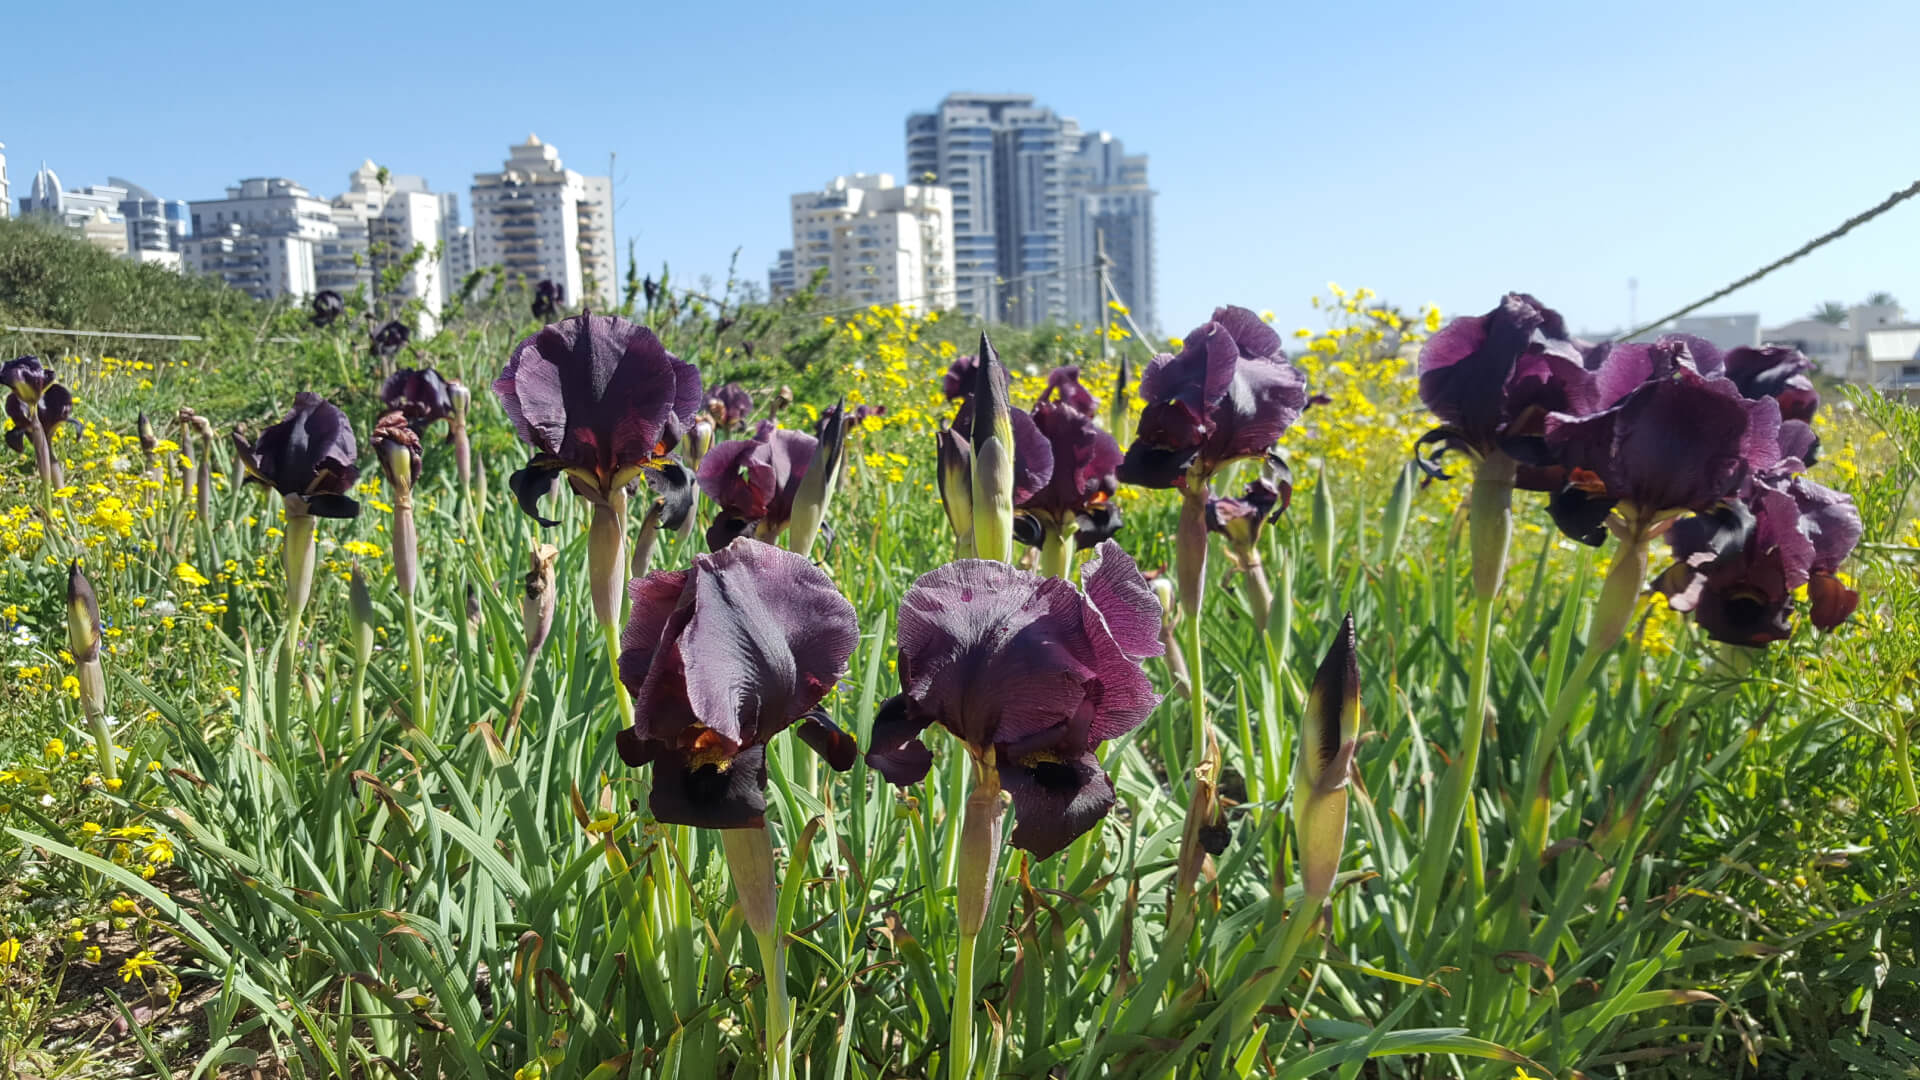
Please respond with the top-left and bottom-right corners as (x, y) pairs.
(696, 421), (817, 549)
(709, 382), (754, 430)
(1117, 305), (1309, 488)
(1015, 399), (1122, 550)
(942, 353), (979, 400)
(866, 541), (1164, 858)
(372, 320), (411, 360)
(3, 356), (74, 454)
(1541, 365), (1784, 545)
(616, 540), (859, 829)
(232, 392), (361, 518)
(531, 279), (565, 321)
(1206, 472), (1291, 551)
(851, 404), (888, 425)
(382, 367), (455, 433)
(1037, 365), (1098, 417)
(1658, 473), (1860, 645)
(310, 290), (345, 328)
(1725, 345), (1820, 423)
(494, 313), (704, 526)
(1414, 293), (1597, 483)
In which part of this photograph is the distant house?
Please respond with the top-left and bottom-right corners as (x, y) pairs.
(1862, 325), (1920, 399)
(1762, 301), (1907, 384)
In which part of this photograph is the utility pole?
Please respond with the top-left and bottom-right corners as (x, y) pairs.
(1096, 228), (1112, 367)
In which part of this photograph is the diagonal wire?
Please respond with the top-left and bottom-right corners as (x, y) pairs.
(1623, 177), (1920, 340)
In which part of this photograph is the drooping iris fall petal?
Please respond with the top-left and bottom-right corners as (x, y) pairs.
(493, 312), (703, 525)
(866, 541), (1162, 858)
(231, 392), (361, 518)
(614, 540), (857, 829)
(1037, 365), (1098, 417)
(696, 421), (818, 549)
(1017, 399), (1122, 549)
(382, 367), (455, 433)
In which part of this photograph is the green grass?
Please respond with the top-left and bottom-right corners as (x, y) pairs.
(0, 221), (1915, 1078)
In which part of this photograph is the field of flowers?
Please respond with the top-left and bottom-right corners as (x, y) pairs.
(1, 222), (1917, 1079)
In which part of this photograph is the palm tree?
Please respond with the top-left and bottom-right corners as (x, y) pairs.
(1866, 291), (1899, 307)
(1811, 301), (1848, 325)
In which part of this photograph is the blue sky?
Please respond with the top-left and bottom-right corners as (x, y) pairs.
(5, 0), (1919, 339)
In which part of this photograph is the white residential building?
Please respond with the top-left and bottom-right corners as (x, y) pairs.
(184, 177), (337, 300)
(779, 174), (955, 313)
(1765, 300), (1912, 388)
(112, 178), (189, 255)
(470, 135), (616, 307)
(317, 161), (445, 332)
(0, 143), (10, 220)
(767, 248), (796, 300)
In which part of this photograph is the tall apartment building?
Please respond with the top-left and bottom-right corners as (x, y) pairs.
(773, 174), (955, 312)
(0, 143), (10, 220)
(906, 93), (1157, 330)
(767, 248), (796, 299)
(112, 178), (190, 257)
(437, 191), (475, 299)
(316, 161), (445, 331)
(184, 177), (337, 300)
(1064, 133), (1157, 337)
(470, 135), (615, 307)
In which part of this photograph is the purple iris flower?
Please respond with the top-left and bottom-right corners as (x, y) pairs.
(371, 320), (411, 361)
(709, 382), (754, 431)
(942, 353), (979, 400)
(381, 367), (455, 434)
(1037, 365), (1098, 417)
(1414, 293), (1596, 483)
(231, 392), (361, 518)
(531, 279), (565, 321)
(493, 313), (704, 526)
(1205, 470), (1292, 553)
(1725, 345), (1820, 423)
(310, 290), (345, 328)
(865, 541), (1164, 858)
(1658, 473), (1860, 645)
(1015, 399), (1123, 550)
(1541, 365), (1784, 545)
(696, 420), (818, 549)
(616, 540), (859, 829)
(3, 356), (74, 455)
(1117, 305), (1309, 489)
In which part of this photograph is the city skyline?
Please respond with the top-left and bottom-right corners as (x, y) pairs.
(3, 0), (1918, 339)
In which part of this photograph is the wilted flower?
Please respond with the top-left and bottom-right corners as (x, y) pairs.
(1037, 364), (1098, 417)
(373, 410), (423, 593)
(708, 382), (754, 431)
(1117, 305), (1309, 489)
(382, 367), (455, 433)
(1658, 474), (1860, 646)
(615, 540), (858, 828)
(232, 392), (361, 519)
(310, 290), (345, 328)
(522, 543), (560, 657)
(1015, 398), (1122, 567)
(866, 541), (1163, 858)
(1205, 472), (1290, 562)
(1293, 614), (1360, 905)
(371, 320), (411, 361)
(531, 279), (564, 320)
(696, 421), (817, 550)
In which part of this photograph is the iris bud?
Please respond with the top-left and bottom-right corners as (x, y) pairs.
(1294, 613), (1360, 905)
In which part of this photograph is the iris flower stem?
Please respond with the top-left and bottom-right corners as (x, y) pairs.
(1038, 523), (1071, 579)
(603, 618), (632, 728)
(402, 589), (428, 733)
(1243, 560), (1273, 632)
(722, 827), (790, 1080)
(1892, 713), (1920, 813)
(348, 652), (369, 746)
(1211, 896), (1319, 1068)
(951, 926), (978, 1080)
(951, 773), (1001, 1080)
(276, 512), (318, 724)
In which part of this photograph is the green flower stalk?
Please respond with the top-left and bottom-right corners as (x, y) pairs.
(1151, 576), (1190, 699)
(374, 410), (427, 727)
(178, 408), (216, 525)
(951, 763), (1005, 1080)
(1310, 463), (1337, 587)
(936, 428), (974, 560)
(968, 335), (1016, 564)
(66, 562), (114, 783)
(721, 827), (794, 1080)
(787, 398), (846, 558)
(1107, 351), (1132, 446)
(446, 380), (471, 491)
(506, 543), (558, 733)
(347, 566), (375, 745)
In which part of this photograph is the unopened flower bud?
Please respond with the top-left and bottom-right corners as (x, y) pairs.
(348, 566), (376, 667)
(936, 427), (974, 553)
(1379, 461), (1416, 565)
(136, 412), (158, 456)
(1294, 613), (1360, 904)
(523, 543), (559, 656)
(789, 398), (846, 558)
(968, 334), (1016, 563)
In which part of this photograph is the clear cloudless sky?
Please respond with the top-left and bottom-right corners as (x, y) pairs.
(4, 0), (1919, 339)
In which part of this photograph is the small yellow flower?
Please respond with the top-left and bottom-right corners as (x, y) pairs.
(84, 945), (101, 963)
(105, 777), (124, 792)
(82, 822), (103, 836)
(118, 949), (160, 983)
(174, 562), (211, 588)
(44, 738), (66, 761)
(110, 897), (139, 915)
(0, 938), (20, 965)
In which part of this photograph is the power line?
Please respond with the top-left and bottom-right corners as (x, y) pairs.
(769, 261), (1103, 325)
(1623, 177), (1920, 340)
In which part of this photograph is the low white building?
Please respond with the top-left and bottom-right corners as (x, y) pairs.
(780, 173), (955, 313)
(1762, 300), (1908, 383)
